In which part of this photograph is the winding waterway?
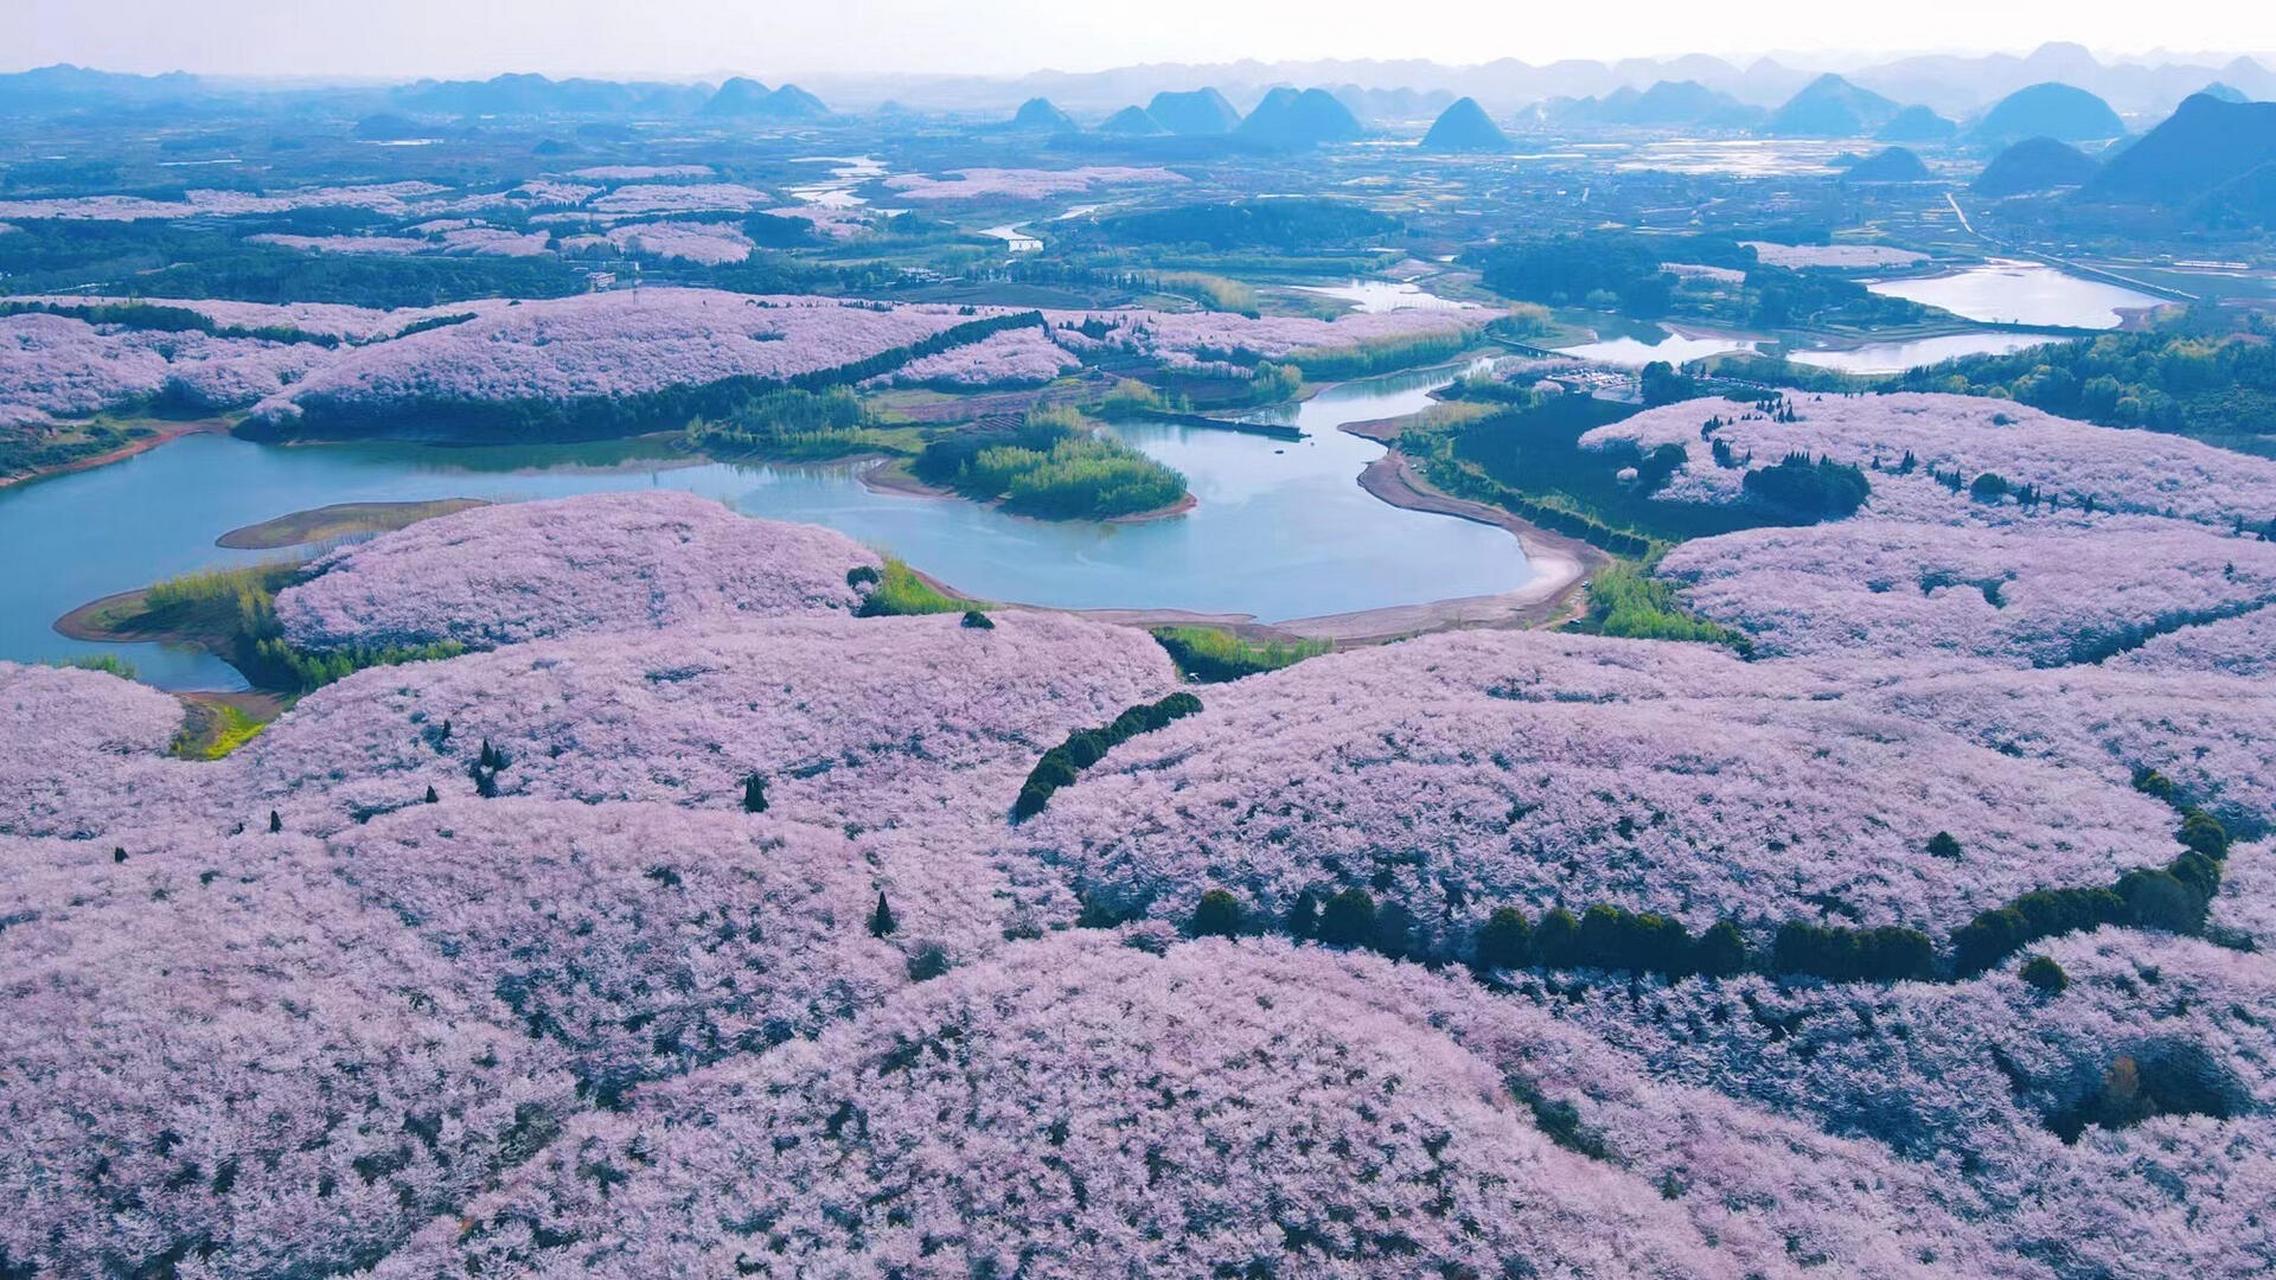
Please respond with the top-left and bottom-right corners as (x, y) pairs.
(0, 363), (1532, 690)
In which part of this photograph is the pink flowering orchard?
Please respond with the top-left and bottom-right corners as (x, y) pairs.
(5, 414), (2276, 1278)
(5, 17), (2276, 1273)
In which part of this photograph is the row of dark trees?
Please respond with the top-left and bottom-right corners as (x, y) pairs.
(1175, 797), (2233, 986)
(1012, 691), (1203, 820)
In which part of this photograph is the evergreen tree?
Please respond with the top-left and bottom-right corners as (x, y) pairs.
(742, 773), (768, 814)
(1692, 920), (1750, 978)
(1316, 888), (1377, 948)
(2020, 954), (2069, 993)
(868, 891), (897, 938)
(267, 810), (282, 834)
(1190, 889), (1243, 939)
(1287, 890), (1321, 940)
(1472, 906), (1533, 971)
(1534, 907), (1581, 968)
(424, 785), (439, 804)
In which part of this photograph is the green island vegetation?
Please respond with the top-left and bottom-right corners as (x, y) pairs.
(908, 404), (1189, 519)
(1013, 691), (1204, 820)
(848, 558), (976, 617)
(1152, 773), (2237, 988)
(1284, 333), (1469, 381)
(1150, 625), (1331, 681)
(686, 386), (920, 461)
(82, 563), (464, 696)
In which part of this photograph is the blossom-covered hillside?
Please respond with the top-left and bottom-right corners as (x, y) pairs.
(1018, 630), (2192, 944)
(4, 471), (2272, 1278)
(237, 609), (1178, 836)
(0, 311), (335, 423)
(276, 491), (881, 649)
(1654, 516), (2276, 664)
(2, 289), (1492, 442)
(242, 290), (987, 428)
(1580, 394), (2276, 667)
(371, 934), (2019, 1279)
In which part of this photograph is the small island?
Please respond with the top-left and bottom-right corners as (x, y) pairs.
(215, 498), (490, 549)
(902, 405), (1190, 521)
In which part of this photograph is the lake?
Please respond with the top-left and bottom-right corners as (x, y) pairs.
(0, 364), (1533, 690)
(1865, 259), (2165, 329)
(1788, 332), (2059, 374)
(1295, 280), (1478, 313)
(1556, 329), (1757, 366)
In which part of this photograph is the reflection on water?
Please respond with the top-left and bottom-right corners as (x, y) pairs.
(1556, 330), (1756, 367)
(1788, 332), (2058, 374)
(1613, 139), (1851, 176)
(1294, 280), (1478, 313)
(786, 155), (887, 208)
(0, 364), (1531, 690)
(1866, 259), (2164, 329)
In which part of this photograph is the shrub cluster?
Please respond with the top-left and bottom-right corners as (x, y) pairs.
(1013, 691), (1202, 820)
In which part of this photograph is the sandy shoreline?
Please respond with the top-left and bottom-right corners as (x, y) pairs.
(0, 417), (229, 490)
(983, 423), (1607, 647)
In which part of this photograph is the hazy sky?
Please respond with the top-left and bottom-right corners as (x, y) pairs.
(6, 0), (2271, 80)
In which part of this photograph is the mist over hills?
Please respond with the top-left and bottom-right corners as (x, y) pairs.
(2081, 92), (2276, 224)
(7, 42), (2271, 125)
(1971, 81), (2127, 144)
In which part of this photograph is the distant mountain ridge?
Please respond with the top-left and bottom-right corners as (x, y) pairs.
(1971, 82), (2126, 144)
(1767, 74), (1902, 137)
(1974, 137), (2102, 195)
(1009, 97), (1077, 131)
(1419, 97), (1511, 152)
(1145, 87), (1241, 134)
(1842, 146), (1931, 181)
(5, 44), (2275, 125)
(2083, 92), (2276, 205)
(1552, 80), (1765, 130)
(1234, 87), (1364, 147)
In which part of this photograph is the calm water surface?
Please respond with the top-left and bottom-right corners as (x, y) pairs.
(1866, 260), (2164, 329)
(1788, 332), (2058, 374)
(1556, 330), (1757, 366)
(0, 364), (1531, 690)
(1295, 280), (1478, 313)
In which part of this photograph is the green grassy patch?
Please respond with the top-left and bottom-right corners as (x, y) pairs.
(47, 653), (139, 680)
(173, 700), (270, 761)
(1571, 563), (1752, 654)
(103, 562), (463, 696)
(854, 557), (975, 617)
(1151, 626), (1330, 682)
